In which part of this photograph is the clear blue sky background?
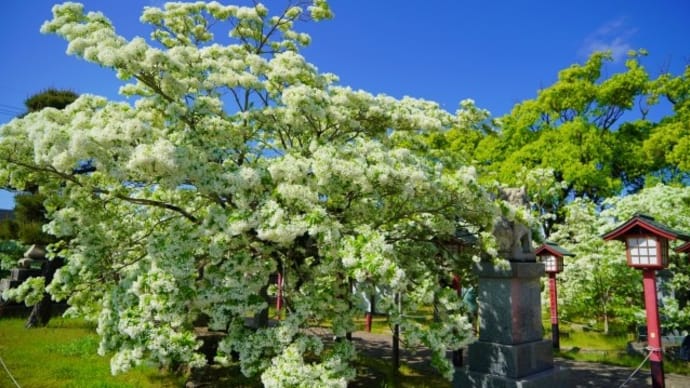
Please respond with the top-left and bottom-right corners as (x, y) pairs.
(1, 0), (689, 209)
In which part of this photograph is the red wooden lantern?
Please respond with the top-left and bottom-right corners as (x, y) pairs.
(535, 241), (574, 349)
(535, 241), (573, 274)
(625, 235), (669, 268)
(602, 213), (686, 269)
(603, 213), (690, 388)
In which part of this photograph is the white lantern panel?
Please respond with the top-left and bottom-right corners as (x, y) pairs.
(627, 237), (658, 266)
(543, 255), (561, 272)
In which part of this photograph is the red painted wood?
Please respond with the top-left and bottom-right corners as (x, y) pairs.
(603, 216), (679, 242)
(452, 274), (461, 296)
(549, 274), (558, 325)
(643, 269), (665, 387)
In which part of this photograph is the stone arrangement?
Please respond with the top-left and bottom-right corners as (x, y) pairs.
(0, 245), (47, 316)
(454, 262), (568, 387)
(454, 187), (569, 387)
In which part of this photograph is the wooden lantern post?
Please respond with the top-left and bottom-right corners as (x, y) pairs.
(365, 290), (375, 332)
(603, 214), (690, 388)
(535, 241), (574, 349)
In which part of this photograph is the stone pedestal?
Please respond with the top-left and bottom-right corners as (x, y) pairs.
(454, 262), (569, 387)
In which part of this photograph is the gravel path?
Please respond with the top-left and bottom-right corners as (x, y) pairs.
(350, 331), (690, 387)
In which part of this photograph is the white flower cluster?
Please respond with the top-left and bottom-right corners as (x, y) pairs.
(0, 1), (499, 384)
(3, 276), (45, 306)
(549, 185), (690, 330)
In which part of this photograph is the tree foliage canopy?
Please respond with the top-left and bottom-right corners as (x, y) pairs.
(3, 1), (689, 382)
(420, 50), (690, 237)
(550, 185), (690, 332)
(477, 52), (654, 201)
(0, 1), (500, 383)
(23, 88), (79, 114)
(644, 65), (690, 178)
(1, 88), (78, 245)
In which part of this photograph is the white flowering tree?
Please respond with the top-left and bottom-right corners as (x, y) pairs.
(549, 185), (690, 333)
(548, 198), (638, 333)
(0, 1), (498, 384)
(602, 184), (690, 331)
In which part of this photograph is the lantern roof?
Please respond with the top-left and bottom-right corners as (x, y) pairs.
(675, 241), (690, 254)
(535, 241), (575, 258)
(602, 213), (690, 242)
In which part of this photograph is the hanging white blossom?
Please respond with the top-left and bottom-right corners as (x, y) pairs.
(0, 1), (500, 384)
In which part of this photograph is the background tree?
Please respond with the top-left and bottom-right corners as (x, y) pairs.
(0, 2), (498, 383)
(13, 192), (53, 244)
(23, 88), (78, 114)
(477, 51), (652, 202)
(512, 167), (568, 241)
(1, 87), (78, 241)
(549, 185), (690, 333)
(0, 193), (53, 278)
(0, 88), (77, 326)
(644, 65), (690, 184)
(549, 199), (639, 334)
(416, 51), (673, 237)
(0, 241), (23, 279)
(602, 184), (690, 327)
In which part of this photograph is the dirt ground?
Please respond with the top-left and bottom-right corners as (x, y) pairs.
(558, 358), (690, 387)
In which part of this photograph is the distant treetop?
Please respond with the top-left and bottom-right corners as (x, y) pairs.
(24, 88), (78, 113)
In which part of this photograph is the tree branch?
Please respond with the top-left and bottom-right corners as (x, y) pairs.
(1, 156), (199, 224)
(108, 192), (199, 223)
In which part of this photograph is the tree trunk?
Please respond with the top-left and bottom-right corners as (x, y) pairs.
(25, 293), (52, 328)
(25, 257), (64, 328)
(603, 305), (609, 334)
(253, 282), (270, 329)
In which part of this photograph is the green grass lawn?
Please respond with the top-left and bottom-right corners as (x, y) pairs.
(0, 317), (185, 388)
(0, 315), (446, 388)
(551, 323), (690, 375)
(4, 313), (687, 387)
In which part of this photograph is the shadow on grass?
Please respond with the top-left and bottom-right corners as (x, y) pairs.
(352, 354), (447, 388)
(187, 364), (262, 388)
(348, 333), (449, 388)
(186, 331), (448, 388)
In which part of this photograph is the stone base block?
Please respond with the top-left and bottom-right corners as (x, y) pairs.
(474, 262), (544, 279)
(475, 262), (545, 344)
(453, 365), (570, 388)
(10, 268), (42, 282)
(0, 278), (20, 293)
(466, 339), (553, 378)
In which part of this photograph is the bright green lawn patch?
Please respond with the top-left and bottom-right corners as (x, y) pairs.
(352, 315), (391, 335)
(350, 308), (436, 336)
(0, 317), (185, 388)
(550, 323), (690, 376)
(558, 329), (631, 350)
(556, 348), (690, 375)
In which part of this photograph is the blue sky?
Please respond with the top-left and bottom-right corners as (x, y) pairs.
(1, 0), (689, 209)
